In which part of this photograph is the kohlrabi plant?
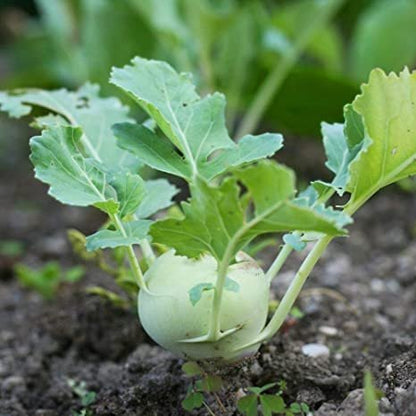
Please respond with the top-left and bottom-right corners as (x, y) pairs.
(1, 58), (416, 362)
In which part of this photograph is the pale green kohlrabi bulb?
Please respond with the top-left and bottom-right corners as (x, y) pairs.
(138, 250), (270, 361)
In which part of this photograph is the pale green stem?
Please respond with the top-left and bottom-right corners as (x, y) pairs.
(242, 234), (333, 349)
(238, 190), (368, 351)
(131, 213), (156, 267)
(207, 243), (235, 339)
(111, 214), (149, 293)
(235, 0), (345, 139)
(265, 242), (294, 284)
(140, 238), (156, 266)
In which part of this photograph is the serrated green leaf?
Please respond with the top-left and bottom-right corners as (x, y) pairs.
(200, 133), (283, 180)
(152, 161), (349, 260)
(260, 395), (286, 416)
(114, 122), (191, 179)
(237, 395), (258, 416)
(135, 179), (179, 219)
(150, 214), (212, 258)
(30, 126), (118, 209)
(85, 220), (152, 251)
(111, 173), (146, 218)
(346, 68), (416, 210)
(111, 58), (282, 180)
(188, 282), (214, 306)
(313, 107), (366, 196)
(111, 58), (234, 174)
(0, 92), (31, 117)
(236, 161), (350, 240)
(151, 177), (244, 259)
(0, 84), (137, 170)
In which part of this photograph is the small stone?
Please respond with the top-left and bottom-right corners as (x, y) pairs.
(385, 363), (393, 375)
(2, 376), (24, 391)
(249, 362), (263, 377)
(319, 326), (338, 336)
(262, 353), (272, 363)
(302, 343), (330, 358)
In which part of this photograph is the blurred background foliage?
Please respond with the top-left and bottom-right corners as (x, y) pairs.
(1, 0), (416, 138)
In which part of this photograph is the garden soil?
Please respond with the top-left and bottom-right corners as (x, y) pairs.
(1, 128), (415, 416)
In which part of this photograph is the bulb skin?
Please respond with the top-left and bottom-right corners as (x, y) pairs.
(138, 250), (270, 361)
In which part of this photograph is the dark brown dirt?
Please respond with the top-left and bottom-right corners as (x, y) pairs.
(0, 124), (415, 416)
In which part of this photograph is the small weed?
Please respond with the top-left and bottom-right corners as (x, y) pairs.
(14, 261), (85, 299)
(237, 381), (309, 416)
(68, 378), (96, 416)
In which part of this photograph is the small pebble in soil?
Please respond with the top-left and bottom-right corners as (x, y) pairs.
(301, 343), (330, 358)
(318, 325), (338, 336)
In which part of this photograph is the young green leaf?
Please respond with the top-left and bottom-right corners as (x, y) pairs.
(30, 126), (118, 211)
(236, 161), (351, 240)
(151, 177), (244, 259)
(0, 84), (137, 170)
(152, 161), (350, 260)
(111, 58), (283, 180)
(85, 220), (152, 251)
(111, 173), (146, 218)
(346, 68), (416, 211)
(135, 179), (179, 219)
(313, 118), (364, 196)
(200, 133), (284, 181)
(114, 122), (191, 179)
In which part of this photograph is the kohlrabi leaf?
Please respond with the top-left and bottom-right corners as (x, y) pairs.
(30, 126), (118, 212)
(85, 220), (152, 251)
(111, 173), (146, 218)
(151, 177), (244, 260)
(111, 58), (282, 180)
(111, 57), (233, 174)
(346, 68), (416, 210)
(30, 125), (155, 225)
(236, 161), (351, 241)
(314, 122), (351, 195)
(114, 122), (191, 179)
(135, 179), (179, 219)
(200, 133), (284, 180)
(0, 84), (137, 170)
(151, 161), (350, 259)
(313, 104), (366, 196)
